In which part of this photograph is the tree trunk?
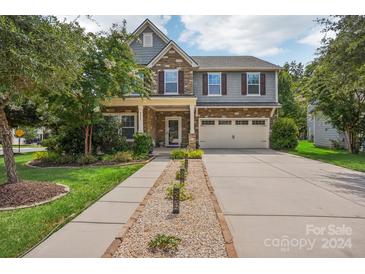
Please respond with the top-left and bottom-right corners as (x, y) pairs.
(0, 106), (20, 184)
(345, 128), (359, 154)
(88, 125), (93, 155)
(84, 125), (89, 156)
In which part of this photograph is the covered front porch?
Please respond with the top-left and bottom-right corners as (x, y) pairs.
(103, 96), (197, 148)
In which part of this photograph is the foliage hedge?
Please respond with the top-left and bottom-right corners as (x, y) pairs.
(270, 117), (299, 150)
(170, 149), (204, 159)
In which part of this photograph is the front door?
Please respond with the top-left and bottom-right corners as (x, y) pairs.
(165, 117), (181, 147)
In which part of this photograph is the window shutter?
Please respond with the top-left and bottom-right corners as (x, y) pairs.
(202, 73), (208, 95)
(241, 73), (247, 95)
(158, 71), (164, 94)
(178, 70), (184, 94)
(221, 73), (227, 95)
(260, 73), (266, 95)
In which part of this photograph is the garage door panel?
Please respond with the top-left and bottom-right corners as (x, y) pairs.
(199, 119), (268, 149)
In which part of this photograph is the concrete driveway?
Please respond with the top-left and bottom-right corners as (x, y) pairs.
(203, 149), (365, 257)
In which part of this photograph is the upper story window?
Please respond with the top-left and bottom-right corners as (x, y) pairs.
(208, 73), (221, 95)
(143, 33), (153, 47)
(130, 73), (144, 96)
(164, 69), (178, 94)
(247, 73), (260, 95)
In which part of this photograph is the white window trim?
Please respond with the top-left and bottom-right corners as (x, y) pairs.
(164, 69), (179, 95)
(119, 113), (137, 141)
(247, 72), (261, 96)
(208, 72), (222, 96)
(142, 32), (153, 47)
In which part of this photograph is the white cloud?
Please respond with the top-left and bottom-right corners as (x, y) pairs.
(59, 15), (171, 34)
(179, 15), (321, 56)
(298, 26), (336, 47)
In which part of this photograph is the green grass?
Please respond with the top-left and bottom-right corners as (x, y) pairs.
(0, 153), (142, 258)
(289, 140), (365, 172)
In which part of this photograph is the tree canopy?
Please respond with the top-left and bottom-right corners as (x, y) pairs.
(305, 16), (365, 153)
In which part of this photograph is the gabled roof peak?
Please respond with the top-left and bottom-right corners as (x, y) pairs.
(147, 41), (199, 68)
(128, 18), (170, 45)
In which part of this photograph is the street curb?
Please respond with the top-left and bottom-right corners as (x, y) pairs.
(202, 163), (238, 258)
(101, 159), (171, 258)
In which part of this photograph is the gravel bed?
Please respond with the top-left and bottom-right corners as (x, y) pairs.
(0, 181), (68, 209)
(114, 159), (227, 258)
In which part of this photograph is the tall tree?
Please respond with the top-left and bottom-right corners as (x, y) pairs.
(305, 16), (365, 153)
(278, 62), (307, 137)
(49, 21), (152, 156)
(0, 16), (85, 183)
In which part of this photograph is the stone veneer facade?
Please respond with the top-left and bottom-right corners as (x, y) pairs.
(103, 106), (276, 148)
(155, 111), (190, 147)
(150, 49), (193, 95)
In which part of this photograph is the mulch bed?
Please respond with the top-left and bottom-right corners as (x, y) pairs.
(28, 156), (154, 168)
(0, 181), (68, 209)
(112, 159), (228, 258)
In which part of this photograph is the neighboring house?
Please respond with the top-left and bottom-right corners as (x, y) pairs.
(103, 19), (281, 149)
(307, 107), (346, 148)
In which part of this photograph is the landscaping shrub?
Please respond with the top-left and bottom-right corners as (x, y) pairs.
(187, 149), (204, 159)
(111, 151), (133, 163)
(32, 151), (75, 165)
(171, 149), (204, 159)
(175, 169), (187, 180)
(76, 154), (98, 165)
(148, 234), (181, 252)
(93, 116), (130, 153)
(270, 117), (299, 150)
(133, 133), (153, 155)
(170, 149), (187, 159)
(166, 182), (192, 201)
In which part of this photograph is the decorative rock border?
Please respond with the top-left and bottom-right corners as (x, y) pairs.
(102, 159), (237, 258)
(0, 183), (70, 211)
(202, 163), (238, 258)
(25, 156), (155, 169)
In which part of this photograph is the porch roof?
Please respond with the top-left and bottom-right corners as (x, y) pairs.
(103, 96), (197, 107)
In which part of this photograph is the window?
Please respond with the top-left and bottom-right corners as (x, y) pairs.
(218, 120), (232, 125)
(208, 73), (221, 95)
(143, 33), (153, 47)
(247, 73), (260, 95)
(120, 114), (137, 140)
(130, 73), (144, 96)
(201, 120), (215, 126)
(235, 120), (249, 125)
(164, 69), (178, 94)
(252, 120), (266, 125)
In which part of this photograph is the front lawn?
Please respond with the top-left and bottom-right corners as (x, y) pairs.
(289, 140), (365, 173)
(0, 153), (142, 258)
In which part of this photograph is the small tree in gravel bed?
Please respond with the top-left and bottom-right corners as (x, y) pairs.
(166, 182), (192, 201)
(148, 234), (181, 252)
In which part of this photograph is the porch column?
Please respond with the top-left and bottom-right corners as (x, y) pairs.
(189, 104), (195, 134)
(138, 105), (144, 133)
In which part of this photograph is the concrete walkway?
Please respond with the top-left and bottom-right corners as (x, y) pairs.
(204, 149), (365, 257)
(25, 157), (169, 258)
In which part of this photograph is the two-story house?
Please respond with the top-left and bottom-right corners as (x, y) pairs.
(103, 19), (281, 149)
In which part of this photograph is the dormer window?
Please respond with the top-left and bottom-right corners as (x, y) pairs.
(143, 33), (153, 47)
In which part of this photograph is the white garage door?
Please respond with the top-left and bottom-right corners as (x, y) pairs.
(199, 118), (269, 148)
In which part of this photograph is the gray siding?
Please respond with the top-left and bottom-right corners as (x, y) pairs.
(130, 26), (168, 65)
(193, 71), (277, 103)
(314, 112), (346, 148)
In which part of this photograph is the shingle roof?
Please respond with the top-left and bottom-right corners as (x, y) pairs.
(191, 56), (282, 70)
(197, 101), (281, 107)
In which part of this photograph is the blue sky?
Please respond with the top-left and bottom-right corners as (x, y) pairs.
(64, 15), (327, 66)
